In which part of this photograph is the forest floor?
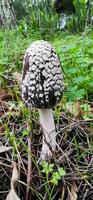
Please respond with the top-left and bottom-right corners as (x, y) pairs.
(0, 29), (93, 200)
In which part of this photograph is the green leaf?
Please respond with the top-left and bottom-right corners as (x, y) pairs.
(88, 81), (93, 88)
(75, 89), (85, 99)
(51, 168), (66, 185)
(0, 64), (4, 73)
(42, 162), (54, 176)
(67, 67), (78, 74)
(73, 76), (85, 84)
(22, 130), (29, 137)
(58, 168), (66, 176)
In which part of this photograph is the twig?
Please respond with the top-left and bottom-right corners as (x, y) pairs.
(26, 120), (32, 200)
(0, 74), (13, 81)
(0, 161), (12, 168)
(26, 135), (32, 200)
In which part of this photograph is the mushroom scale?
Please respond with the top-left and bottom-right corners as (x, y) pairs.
(22, 40), (64, 109)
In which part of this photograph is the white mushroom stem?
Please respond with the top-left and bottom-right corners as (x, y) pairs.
(38, 109), (56, 159)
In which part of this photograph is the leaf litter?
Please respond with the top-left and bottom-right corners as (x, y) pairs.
(0, 77), (93, 200)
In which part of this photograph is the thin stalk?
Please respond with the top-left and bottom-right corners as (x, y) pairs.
(26, 112), (32, 200)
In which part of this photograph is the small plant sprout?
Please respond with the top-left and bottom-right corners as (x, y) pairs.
(42, 161), (54, 176)
(51, 167), (66, 185)
(41, 161), (66, 186)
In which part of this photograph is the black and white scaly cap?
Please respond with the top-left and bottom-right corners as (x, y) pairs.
(22, 40), (64, 108)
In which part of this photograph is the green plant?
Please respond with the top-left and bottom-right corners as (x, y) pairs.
(41, 161), (66, 199)
(13, 0), (27, 20)
(42, 162), (54, 176)
(53, 30), (93, 101)
(51, 167), (66, 185)
(54, 104), (62, 125)
(18, 0), (59, 38)
(67, 0), (88, 32)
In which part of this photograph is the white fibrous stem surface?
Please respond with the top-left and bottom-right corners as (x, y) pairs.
(38, 109), (56, 160)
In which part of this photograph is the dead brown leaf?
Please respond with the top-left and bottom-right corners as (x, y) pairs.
(0, 89), (13, 101)
(66, 101), (82, 118)
(6, 162), (20, 200)
(0, 146), (12, 153)
(68, 180), (78, 200)
(13, 72), (22, 86)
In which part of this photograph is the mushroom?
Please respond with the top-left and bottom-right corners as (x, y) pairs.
(22, 40), (64, 160)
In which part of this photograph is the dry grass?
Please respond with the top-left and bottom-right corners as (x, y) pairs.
(0, 79), (93, 200)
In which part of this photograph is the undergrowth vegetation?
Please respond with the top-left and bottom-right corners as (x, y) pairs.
(0, 27), (93, 199)
(0, 28), (93, 103)
(53, 29), (93, 103)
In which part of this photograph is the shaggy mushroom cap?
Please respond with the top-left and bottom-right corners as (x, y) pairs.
(22, 40), (64, 108)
